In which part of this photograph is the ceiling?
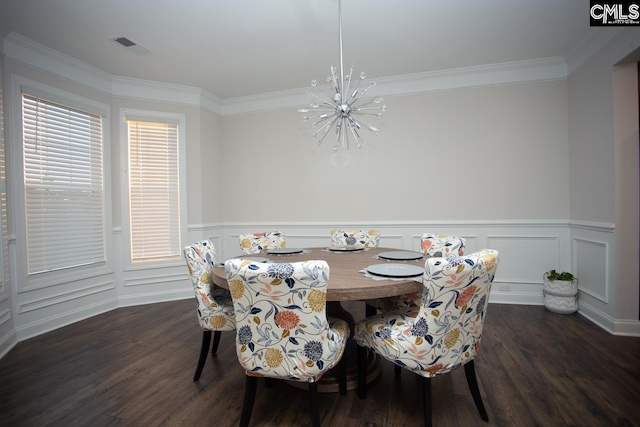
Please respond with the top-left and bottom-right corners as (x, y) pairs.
(0, 0), (594, 100)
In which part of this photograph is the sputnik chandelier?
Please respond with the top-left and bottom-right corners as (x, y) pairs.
(299, 0), (385, 152)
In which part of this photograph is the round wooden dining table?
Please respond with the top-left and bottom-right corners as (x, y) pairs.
(210, 246), (424, 301)
(210, 246), (426, 392)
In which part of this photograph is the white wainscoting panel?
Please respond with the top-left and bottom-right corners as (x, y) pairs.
(486, 234), (562, 305)
(573, 237), (609, 303)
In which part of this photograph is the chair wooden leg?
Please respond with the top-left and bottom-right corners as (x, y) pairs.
(357, 344), (367, 399)
(365, 303), (377, 317)
(422, 376), (432, 427)
(464, 360), (489, 421)
(211, 330), (222, 355)
(240, 376), (258, 427)
(193, 330), (212, 382)
(394, 363), (401, 376)
(308, 382), (321, 427)
(338, 356), (347, 395)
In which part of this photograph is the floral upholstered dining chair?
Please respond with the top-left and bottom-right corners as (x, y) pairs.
(183, 240), (235, 381)
(225, 259), (349, 427)
(330, 229), (381, 247)
(366, 233), (467, 313)
(355, 249), (499, 427)
(238, 230), (286, 254)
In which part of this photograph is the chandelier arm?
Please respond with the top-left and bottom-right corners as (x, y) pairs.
(352, 116), (379, 134)
(348, 121), (362, 147)
(360, 81), (377, 97)
(348, 78), (364, 103)
(353, 102), (382, 110)
(317, 102), (338, 108)
(331, 67), (340, 96)
(353, 107), (382, 112)
(314, 106), (339, 113)
(353, 98), (379, 108)
(340, 119), (350, 150)
(306, 112), (333, 121)
(317, 123), (336, 146)
(347, 88), (367, 106)
(344, 65), (354, 103)
(307, 91), (335, 107)
(314, 113), (334, 122)
(346, 115), (362, 131)
(347, 91), (358, 104)
(351, 107), (384, 116)
(347, 82), (377, 108)
(313, 115), (340, 138)
(353, 113), (383, 118)
(316, 122), (336, 146)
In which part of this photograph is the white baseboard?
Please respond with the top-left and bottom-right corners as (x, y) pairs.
(489, 291), (543, 305)
(117, 290), (193, 307)
(15, 298), (118, 342)
(0, 329), (17, 360)
(579, 301), (640, 336)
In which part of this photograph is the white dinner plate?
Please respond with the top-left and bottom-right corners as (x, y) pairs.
(378, 251), (424, 261)
(366, 263), (424, 278)
(239, 256), (269, 263)
(327, 245), (365, 252)
(266, 248), (304, 255)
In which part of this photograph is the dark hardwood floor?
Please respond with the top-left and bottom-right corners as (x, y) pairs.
(1, 299), (639, 426)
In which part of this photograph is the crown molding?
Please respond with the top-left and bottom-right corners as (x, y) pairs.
(111, 76), (223, 112)
(219, 57), (568, 116)
(3, 32), (225, 113)
(220, 87), (310, 116)
(3, 32), (113, 94)
(4, 31), (569, 117)
(565, 28), (624, 76)
(375, 57), (567, 95)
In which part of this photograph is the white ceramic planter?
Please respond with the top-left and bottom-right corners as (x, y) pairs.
(543, 273), (578, 314)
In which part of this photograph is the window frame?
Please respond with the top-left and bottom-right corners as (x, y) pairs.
(10, 76), (112, 291)
(120, 108), (188, 271)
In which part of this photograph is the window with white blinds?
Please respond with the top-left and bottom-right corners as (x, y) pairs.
(127, 120), (181, 262)
(22, 94), (105, 275)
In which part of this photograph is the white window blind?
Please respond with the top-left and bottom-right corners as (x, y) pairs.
(0, 87), (8, 291)
(127, 120), (181, 262)
(22, 94), (105, 275)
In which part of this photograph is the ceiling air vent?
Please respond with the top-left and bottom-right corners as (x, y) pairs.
(115, 37), (136, 47)
(113, 37), (152, 56)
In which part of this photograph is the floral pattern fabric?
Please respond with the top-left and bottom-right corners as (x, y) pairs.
(225, 259), (349, 383)
(330, 229), (381, 248)
(367, 233), (467, 312)
(183, 240), (235, 331)
(355, 249), (499, 377)
(420, 233), (466, 257)
(239, 231), (286, 255)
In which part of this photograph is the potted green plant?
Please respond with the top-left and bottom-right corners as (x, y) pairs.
(543, 269), (578, 314)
